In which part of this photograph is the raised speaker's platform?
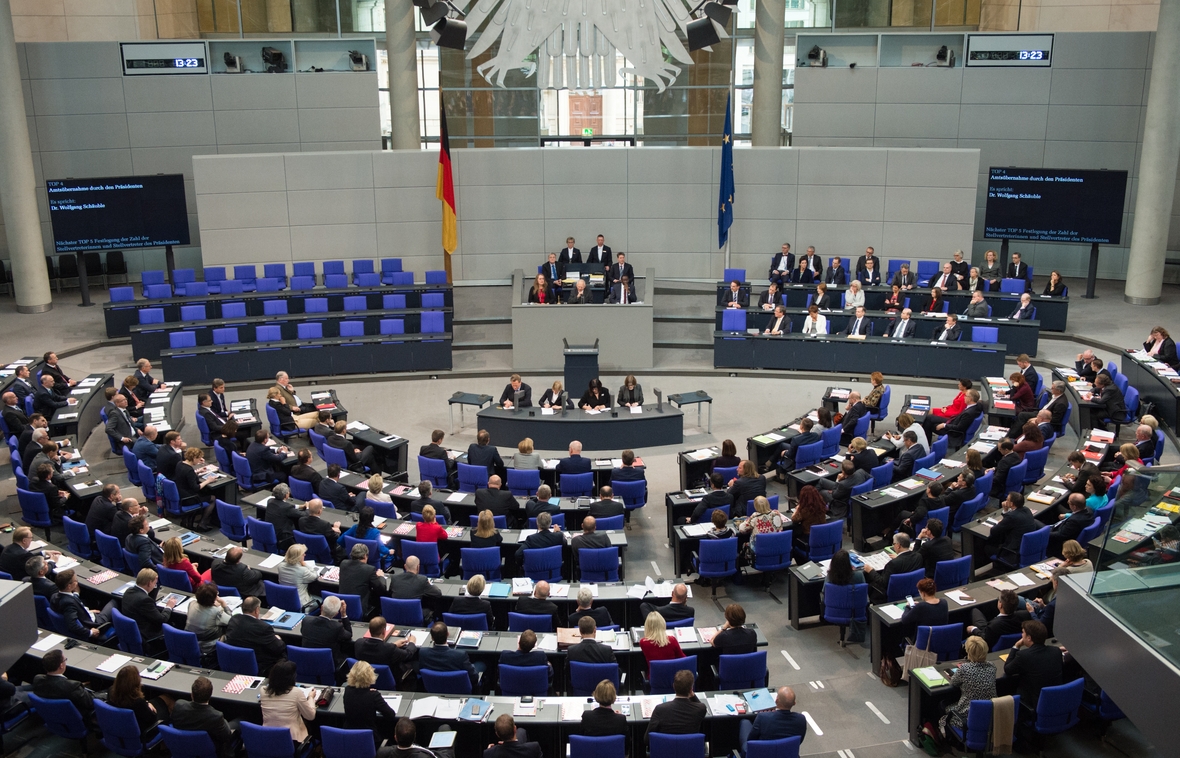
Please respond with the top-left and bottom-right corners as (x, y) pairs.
(475, 405), (683, 451)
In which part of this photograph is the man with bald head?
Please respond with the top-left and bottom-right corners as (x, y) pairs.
(132, 425), (159, 471)
(840, 391), (868, 445)
(475, 474), (518, 527)
(571, 516), (611, 575)
(388, 554), (440, 623)
(34, 374), (74, 418)
(1135, 423), (1157, 461)
(556, 440), (591, 475)
(516, 580), (560, 627)
(639, 582), (695, 624)
(297, 499), (343, 563)
(2, 392), (29, 438)
(1075, 349), (1096, 380)
(739, 686), (806, 754)
(210, 545), (266, 598)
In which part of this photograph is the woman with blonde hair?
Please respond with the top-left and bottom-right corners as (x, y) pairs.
(528, 273), (556, 304)
(343, 659), (397, 743)
(277, 543), (319, 609)
(470, 509), (503, 549)
(539, 380), (570, 409)
(581, 679), (629, 742)
(366, 474), (391, 503)
(1060, 540), (1094, 574)
(618, 374), (644, 407)
(939, 635), (995, 737)
(514, 437), (541, 469)
(740, 496), (785, 556)
(638, 611), (685, 675)
(162, 536), (202, 590)
(726, 460), (766, 518)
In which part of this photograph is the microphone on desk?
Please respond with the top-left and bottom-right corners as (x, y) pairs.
(560, 392), (569, 417)
(654, 388), (663, 412)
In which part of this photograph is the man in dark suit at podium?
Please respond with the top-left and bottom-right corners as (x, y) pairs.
(558, 237), (581, 264)
(586, 235), (611, 270)
(608, 253), (634, 285)
(500, 374), (532, 409)
(609, 275), (637, 305)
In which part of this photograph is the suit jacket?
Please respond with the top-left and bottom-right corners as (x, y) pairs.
(538, 389), (573, 409)
(757, 289), (781, 308)
(1146, 337), (1180, 369)
(826, 469), (870, 518)
(781, 431), (820, 467)
(727, 475), (767, 517)
(858, 267), (882, 286)
(419, 442), (457, 473)
(609, 283), (637, 304)
(543, 453), (595, 482)
(158, 445), (183, 479)
(300, 614), (353, 663)
(500, 383), (533, 408)
(988, 506), (1037, 555)
(343, 560), (391, 616)
(33, 387), (66, 417)
(558, 247), (581, 264)
(586, 245), (611, 266)
(789, 269), (814, 284)
(484, 742), (543, 758)
(353, 635), (418, 673)
(85, 496), (119, 536)
(10, 377), (34, 402)
(646, 697), (707, 743)
(887, 317), (916, 339)
(33, 674), (94, 718)
(842, 315), (871, 336)
(824, 266), (847, 285)
(991, 452), (1024, 499)
(849, 444), (879, 475)
(541, 260), (565, 283)
(297, 514), (340, 557)
(764, 315), (790, 335)
(891, 271), (917, 289)
(467, 443), (505, 475)
(209, 391), (229, 417)
(802, 254), (821, 274)
(264, 498), (301, 544)
(527, 285), (557, 304)
(2, 406), (28, 438)
(874, 550), (926, 590)
(769, 252), (794, 276)
(1094, 386), (1127, 422)
(582, 705), (629, 741)
(388, 570), (440, 602)
(1010, 303), (1035, 320)
(290, 464), (322, 492)
(565, 290), (592, 305)
(841, 402), (868, 439)
(132, 437), (159, 471)
(608, 262), (634, 284)
(855, 255), (878, 274)
(933, 324), (961, 342)
(199, 406), (227, 436)
(588, 498), (625, 518)
(51, 591), (98, 638)
(1052, 508), (1096, 543)
(474, 487), (518, 526)
(567, 638), (617, 664)
(246, 441), (285, 482)
(449, 594), (495, 630)
(1006, 261), (1029, 281)
(515, 595), (560, 625)
(723, 288), (748, 307)
(1003, 643), (1062, 708)
(971, 610), (1031, 650)
(892, 445), (922, 480)
(210, 559), (266, 598)
(224, 613), (287, 674)
(964, 300), (990, 318)
(568, 606), (613, 629)
(915, 535), (956, 578)
(121, 585), (170, 638)
(419, 643), (478, 684)
(930, 272), (959, 291)
(126, 533), (163, 570)
(326, 433), (365, 468)
(0, 543), (34, 580)
(748, 709), (808, 745)
(519, 528), (564, 557)
(943, 403), (984, 444)
(171, 700), (236, 758)
(318, 477), (354, 511)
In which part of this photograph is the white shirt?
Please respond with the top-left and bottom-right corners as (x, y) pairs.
(936, 273), (951, 289)
(803, 316), (826, 334)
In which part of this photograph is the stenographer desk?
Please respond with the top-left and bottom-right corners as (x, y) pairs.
(160, 333), (453, 384)
(719, 281), (1070, 332)
(0, 357), (43, 396)
(1050, 368), (1102, 436)
(718, 307), (1041, 357)
(713, 333), (1005, 380)
(131, 308), (453, 362)
(103, 283), (454, 338)
(475, 405), (683, 451)
(24, 627), (767, 758)
(48, 374), (114, 440)
(1122, 350), (1180, 430)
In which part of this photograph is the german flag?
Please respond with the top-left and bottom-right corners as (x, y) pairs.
(436, 100), (457, 263)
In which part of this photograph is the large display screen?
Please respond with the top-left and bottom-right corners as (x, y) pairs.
(983, 167), (1128, 244)
(46, 174), (190, 253)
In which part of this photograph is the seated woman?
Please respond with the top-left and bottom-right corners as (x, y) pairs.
(260, 661), (317, 749)
(923, 287), (945, 314)
(277, 543), (320, 610)
(882, 284), (903, 313)
(216, 419), (241, 457)
(638, 612), (685, 676)
(1008, 372), (1035, 413)
(714, 439), (741, 470)
(899, 578), (948, 642)
(812, 283), (831, 309)
(579, 379), (611, 411)
(414, 504), (449, 544)
(186, 582), (232, 660)
(739, 495), (785, 559)
(820, 550), (866, 642)
(527, 273), (557, 304)
(789, 258), (814, 284)
(1042, 270), (1066, 297)
(581, 680), (629, 747)
(815, 407), (834, 430)
(470, 509), (503, 549)
(938, 636), (995, 741)
(864, 371), (887, 414)
(617, 375), (644, 407)
(175, 447), (216, 529)
(108, 665), (173, 733)
(801, 305), (828, 335)
(266, 387), (298, 432)
(980, 249), (1002, 290)
(120, 375), (146, 418)
(1085, 474), (1109, 510)
(338, 506), (392, 563)
(514, 437), (542, 469)
(704, 508), (734, 540)
(712, 602), (758, 655)
(538, 381), (572, 409)
(162, 536), (202, 591)
(363, 474), (391, 503)
(342, 660), (397, 744)
(844, 280), (865, 309)
(788, 485), (828, 554)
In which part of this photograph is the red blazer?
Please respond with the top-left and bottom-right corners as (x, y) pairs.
(166, 557), (203, 590)
(415, 521), (448, 543)
(934, 392), (967, 419)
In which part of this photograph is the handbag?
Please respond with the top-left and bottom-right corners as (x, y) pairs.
(900, 634), (938, 682)
(879, 655), (902, 687)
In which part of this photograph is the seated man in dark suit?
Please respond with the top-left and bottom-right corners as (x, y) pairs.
(50, 569), (116, 640)
(986, 492), (1037, 563)
(210, 547), (267, 598)
(245, 430), (289, 485)
(1002, 620), (1063, 710)
(33, 374), (73, 418)
(567, 617), (617, 665)
(387, 555), (441, 624)
(343, 543), (392, 620)
(24, 555), (57, 599)
(839, 392), (868, 445)
(299, 595), (353, 667)
(419, 429), (457, 484)
(555, 440), (591, 475)
(570, 517), (611, 575)
(524, 484), (561, 518)
(638, 583), (694, 624)
(891, 431), (922, 482)
(125, 515), (164, 570)
(587, 486), (625, 518)
(771, 418), (820, 480)
(499, 374), (533, 409)
(912, 518), (956, 578)
(171, 676), (240, 758)
(608, 274), (637, 305)
(318, 465), (354, 512)
(610, 449), (646, 483)
(484, 714), (542, 758)
(1, 526), (59, 580)
(419, 622), (484, 689)
(131, 425), (160, 472)
(738, 686), (807, 756)
(224, 596), (287, 675)
(85, 483), (121, 537)
(688, 473), (734, 523)
(262, 483), (302, 552)
(327, 421), (380, 475)
(354, 617), (419, 685)
(1, 392), (29, 439)
(289, 448), (322, 491)
(723, 280), (748, 309)
(935, 389), (985, 450)
(515, 581), (561, 628)
(449, 575), (495, 631)
(1048, 493), (1096, 558)
(863, 533), (925, 603)
(474, 475), (519, 527)
(467, 429), (505, 477)
(499, 629), (552, 688)
(33, 649), (96, 726)
(410, 480), (451, 523)
(842, 306), (871, 337)
(967, 589), (1031, 650)
(197, 393), (228, 438)
(121, 567), (179, 641)
(645, 670), (707, 746)
(516, 510), (564, 564)
(1089, 374), (1127, 430)
(607, 252), (634, 285)
(568, 585), (613, 629)
(988, 439), (1023, 499)
(814, 459), (869, 522)
(297, 498), (343, 563)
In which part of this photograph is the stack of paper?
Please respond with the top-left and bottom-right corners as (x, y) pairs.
(707, 694), (744, 716)
(945, 590), (975, 606)
(97, 653), (133, 673)
(409, 696), (440, 719)
(259, 554), (284, 568)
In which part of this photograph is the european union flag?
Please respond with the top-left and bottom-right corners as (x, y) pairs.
(718, 93), (735, 249)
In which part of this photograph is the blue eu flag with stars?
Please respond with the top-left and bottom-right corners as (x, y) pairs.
(718, 94), (735, 249)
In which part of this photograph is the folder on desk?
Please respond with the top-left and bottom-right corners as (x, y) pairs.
(742, 689), (775, 712)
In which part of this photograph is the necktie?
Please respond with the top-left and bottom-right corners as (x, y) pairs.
(622, 289), (627, 305)
(853, 319), (861, 334)
(895, 321), (904, 338)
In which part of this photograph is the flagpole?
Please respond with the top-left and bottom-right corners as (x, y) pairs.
(724, 22), (736, 271)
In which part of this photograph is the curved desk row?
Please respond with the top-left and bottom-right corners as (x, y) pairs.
(713, 332), (1005, 380)
(475, 405), (683, 451)
(104, 283), (454, 338)
(1121, 351), (1180, 431)
(131, 308), (454, 362)
(715, 281), (1070, 331)
(717, 307), (1041, 357)
(160, 333), (453, 384)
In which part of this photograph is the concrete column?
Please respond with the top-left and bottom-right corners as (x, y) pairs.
(1125, 0), (1180, 305)
(385, 0), (422, 150)
(0, 0), (52, 314)
(751, 0), (786, 147)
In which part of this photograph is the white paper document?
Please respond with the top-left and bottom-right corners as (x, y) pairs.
(32, 634), (65, 651)
(1007, 573), (1035, 587)
(879, 604), (905, 620)
(259, 554), (284, 568)
(409, 696), (439, 719)
(446, 492), (466, 502)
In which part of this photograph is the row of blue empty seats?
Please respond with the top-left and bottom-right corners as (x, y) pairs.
(166, 316), (446, 349)
(137, 293), (447, 325)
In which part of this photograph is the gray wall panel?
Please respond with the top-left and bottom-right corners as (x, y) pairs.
(793, 104), (876, 139)
(1048, 68), (1145, 106)
(301, 141), (380, 152)
(886, 149), (980, 188)
(874, 103), (961, 139)
(290, 223), (378, 260)
(210, 74), (298, 111)
(374, 188), (444, 224)
(957, 105), (1048, 140)
(213, 109), (300, 145)
(123, 76), (214, 113)
(627, 184), (712, 220)
(795, 220), (884, 255)
(734, 148), (799, 185)
(373, 151), (439, 188)
(196, 191), (290, 230)
(626, 149), (713, 185)
(792, 67), (878, 102)
(461, 186), (546, 221)
(733, 185), (798, 220)
(543, 149), (627, 184)
(30, 77), (125, 115)
(1051, 31), (1150, 69)
(127, 111), (216, 148)
(729, 219), (797, 256)
(458, 149), (544, 186)
(130, 146), (218, 180)
(542, 184), (627, 219)
(799, 148), (888, 185)
(295, 72), (380, 110)
(882, 221), (972, 257)
(284, 152), (374, 191)
(297, 108), (380, 144)
(23, 41), (122, 79)
(960, 68), (1052, 104)
(199, 226), (292, 264)
(797, 185), (885, 221)
(39, 149), (133, 181)
(885, 187), (977, 224)
(216, 143), (302, 155)
(286, 189), (376, 226)
(193, 154), (287, 193)
(1042, 140), (1138, 171)
(875, 68), (962, 104)
(36, 114), (130, 151)
(1045, 105), (1142, 142)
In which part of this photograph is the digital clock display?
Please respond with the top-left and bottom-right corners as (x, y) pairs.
(968, 50), (1047, 61)
(126, 58), (205, 69)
